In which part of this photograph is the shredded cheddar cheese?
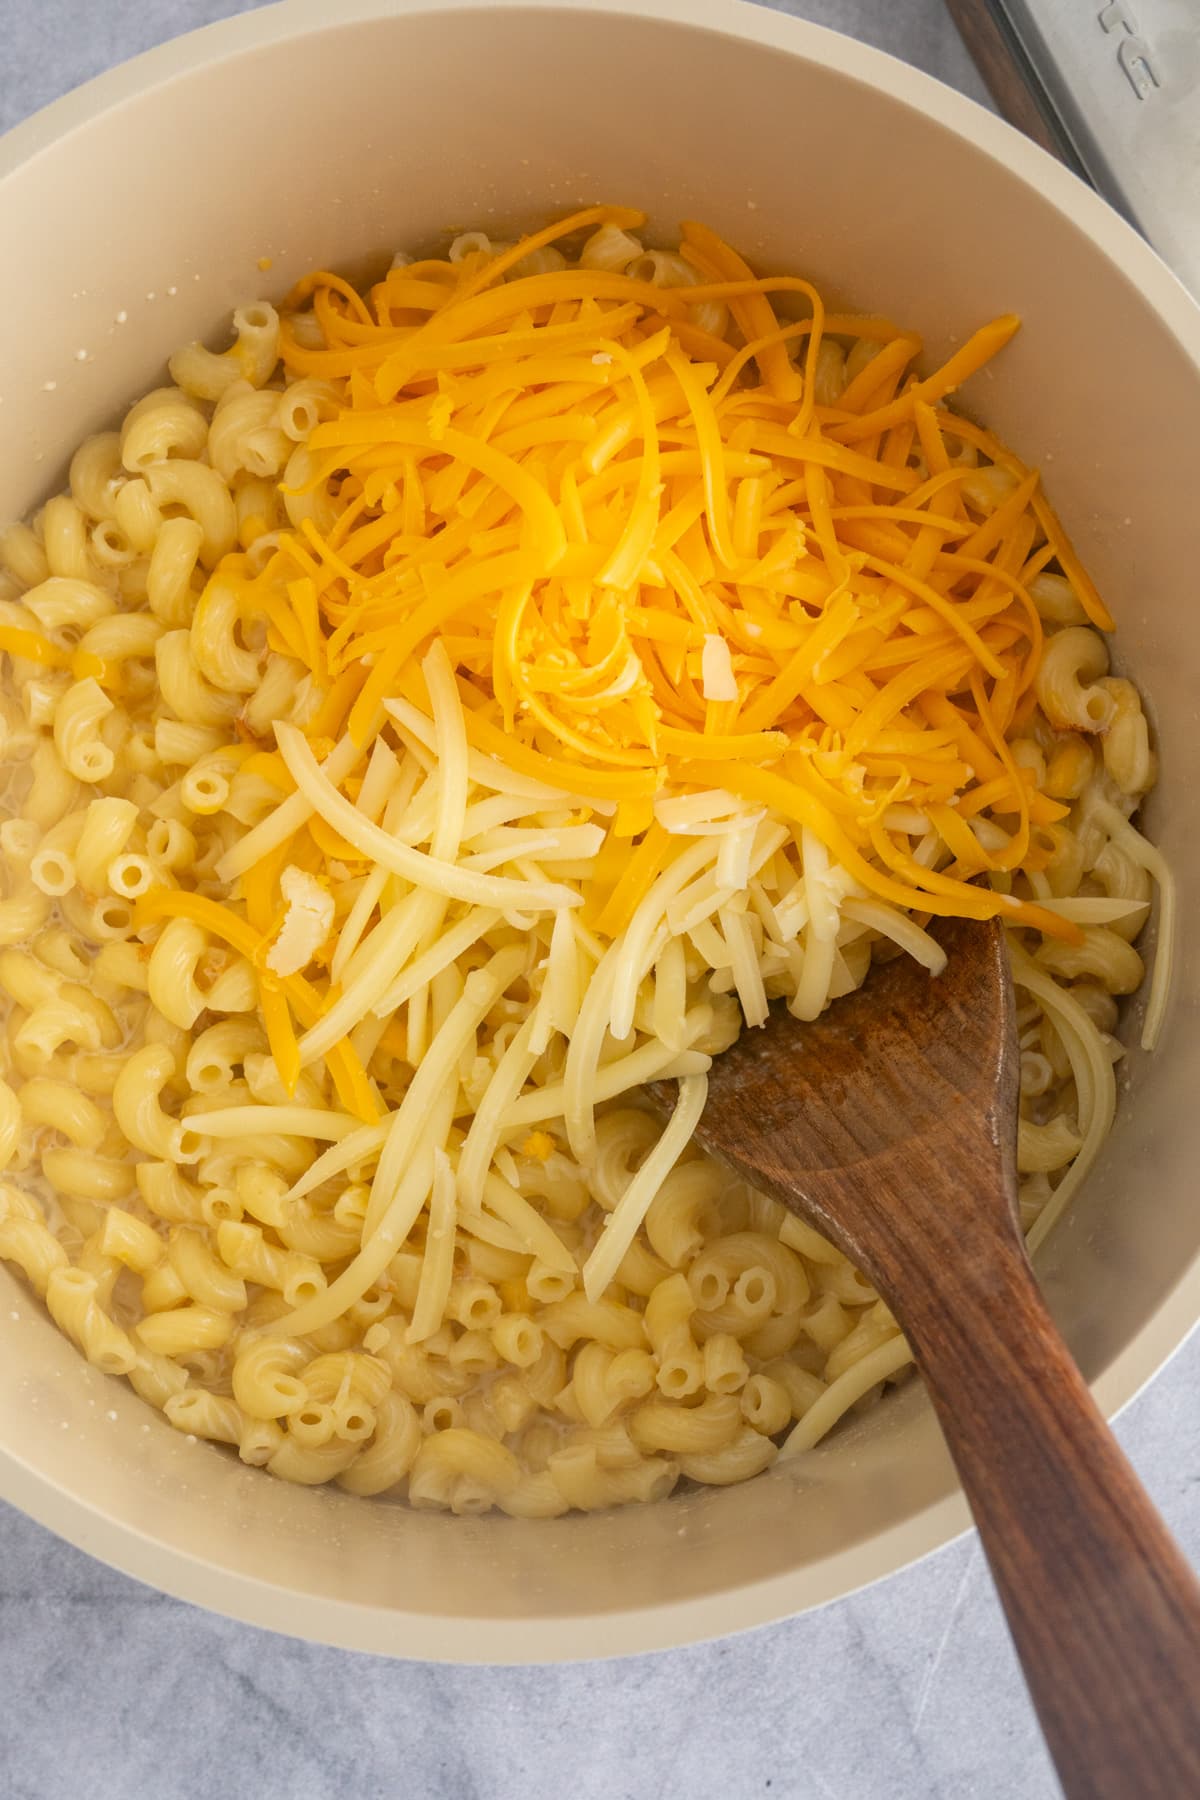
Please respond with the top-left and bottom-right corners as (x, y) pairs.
(210, 207), (1095, 946)
(129, 210), (1137, 1265)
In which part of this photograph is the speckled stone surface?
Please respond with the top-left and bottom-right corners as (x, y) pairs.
(1, 6), (1197, 1797)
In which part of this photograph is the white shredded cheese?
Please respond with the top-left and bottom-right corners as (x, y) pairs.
(265, 865), (335, 976)
(701, 634), (738, 702)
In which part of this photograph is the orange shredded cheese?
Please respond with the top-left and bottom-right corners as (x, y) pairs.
(212, 207), (1101, 942)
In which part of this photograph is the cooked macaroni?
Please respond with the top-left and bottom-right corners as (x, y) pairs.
(0, 206), (1170, 1514)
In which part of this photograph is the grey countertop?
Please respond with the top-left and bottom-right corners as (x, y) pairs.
(2, 5), (1198, 1798)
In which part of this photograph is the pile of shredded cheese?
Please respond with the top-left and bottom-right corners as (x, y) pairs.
(125, 205), (1145, 1299)
(256, 207), (1096, 941)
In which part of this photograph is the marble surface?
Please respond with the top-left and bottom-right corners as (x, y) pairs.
(1, 5), (1198, 1798)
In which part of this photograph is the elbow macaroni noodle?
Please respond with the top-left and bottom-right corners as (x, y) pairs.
(0, 209), (1169, 1514)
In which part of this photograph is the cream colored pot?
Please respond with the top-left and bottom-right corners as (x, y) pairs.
(1, 0), (1197, 1661)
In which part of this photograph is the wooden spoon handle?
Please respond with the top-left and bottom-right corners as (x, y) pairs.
(899, 1226), (1200, 1799)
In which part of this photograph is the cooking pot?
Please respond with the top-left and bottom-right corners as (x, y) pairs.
(1, 0), (1197, 1660)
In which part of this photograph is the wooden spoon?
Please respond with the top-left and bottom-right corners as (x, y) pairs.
(649, 912), (1200, 1799)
